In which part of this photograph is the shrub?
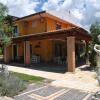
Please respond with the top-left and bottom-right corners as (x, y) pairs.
(0, 48), (3, 55)
(0, 72), (27, 97)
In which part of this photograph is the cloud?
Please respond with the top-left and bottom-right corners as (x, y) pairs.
(42, 0), (100, 30)
(0, 0), (100, 30)
(0, 0), (39, 17)
(95, 12), (100, 17)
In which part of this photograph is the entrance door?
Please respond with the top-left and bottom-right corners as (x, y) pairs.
(13, 45), (17, 61)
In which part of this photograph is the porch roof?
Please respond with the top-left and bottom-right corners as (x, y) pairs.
(12, 27), (91, 43)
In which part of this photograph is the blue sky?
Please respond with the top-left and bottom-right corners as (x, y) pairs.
(0, 0), (100, 30)
(35, 0), (47, 12)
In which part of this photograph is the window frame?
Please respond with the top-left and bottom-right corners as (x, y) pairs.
(13, 25), (19, 36)
(56, 24), (61, 30)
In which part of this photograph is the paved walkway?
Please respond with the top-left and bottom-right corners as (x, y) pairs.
(0, 64), (99, 93)
(6, 64), (64, 80)
(14, 84), (92, 100)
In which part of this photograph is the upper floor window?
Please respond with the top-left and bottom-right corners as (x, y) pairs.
(13, 26), (19, 36)
(32, 21), (37, 28)
(56, 24), (61, 30)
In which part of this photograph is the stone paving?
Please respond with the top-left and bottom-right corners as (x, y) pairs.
(14, 84), (93, 100)
(5, 64), (99, 92)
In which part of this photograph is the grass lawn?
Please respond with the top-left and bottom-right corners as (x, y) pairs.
(12, 72), (45, 82)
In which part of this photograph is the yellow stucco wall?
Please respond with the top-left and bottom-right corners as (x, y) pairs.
(15, 18), (46, 36)
(15, 17), (74, 36)
(27, 19), (46, 34)
(30, 39), (53, 62)
(46, 17), (73, 32)
(13, 39), (53, 62)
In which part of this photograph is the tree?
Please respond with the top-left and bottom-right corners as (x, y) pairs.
(0, 3), (12, 68)
(4, 15), (14, 36)
(89, 22), (100, 67)
(0, 2), (11, 47)
(90, 22), (100, 44)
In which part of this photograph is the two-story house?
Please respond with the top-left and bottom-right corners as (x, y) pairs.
(4, 11), (91, 72)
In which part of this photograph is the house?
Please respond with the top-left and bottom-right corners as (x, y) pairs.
(4, 11), (91, 72)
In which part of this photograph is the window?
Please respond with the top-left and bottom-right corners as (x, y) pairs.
(13, 26), (18, 33)
(56, 24), (61, 30)
(13, 26), (18, 36)
(32, 21), (37, 28)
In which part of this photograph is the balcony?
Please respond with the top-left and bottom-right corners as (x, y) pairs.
(12, 33), (19, 37)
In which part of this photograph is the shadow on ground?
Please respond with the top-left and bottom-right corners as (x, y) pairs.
(0, 58), (90, 73)
(78, 65), (95, 71)
(4, 62), (67, 73)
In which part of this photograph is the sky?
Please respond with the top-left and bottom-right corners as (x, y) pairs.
(0, 0), (100, 31)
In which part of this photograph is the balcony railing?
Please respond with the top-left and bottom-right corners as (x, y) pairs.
(12, 33), (19, 37)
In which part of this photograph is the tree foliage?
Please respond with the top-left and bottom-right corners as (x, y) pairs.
(89, 22), (100, 67)
(0, 3), (8, 33)
(90, 22), (100, 45)
(0, 2), (11, 46)
(4, 15), (14, 34)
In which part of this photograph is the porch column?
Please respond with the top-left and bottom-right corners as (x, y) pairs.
(67, 36), (75, 72)
(24, 41), (30, 65)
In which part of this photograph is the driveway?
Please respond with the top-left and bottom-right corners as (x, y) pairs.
(14, 84), (92, 100)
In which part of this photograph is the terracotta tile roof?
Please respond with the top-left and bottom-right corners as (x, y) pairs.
(15, 11), (46, 21)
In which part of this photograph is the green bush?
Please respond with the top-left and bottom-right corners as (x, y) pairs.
(0, 48), (2, 55)
(0, 72), (27, 97)
(89, 49), (97, 67)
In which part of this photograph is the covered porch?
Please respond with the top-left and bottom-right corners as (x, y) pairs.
(4, 27), (91, 72)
